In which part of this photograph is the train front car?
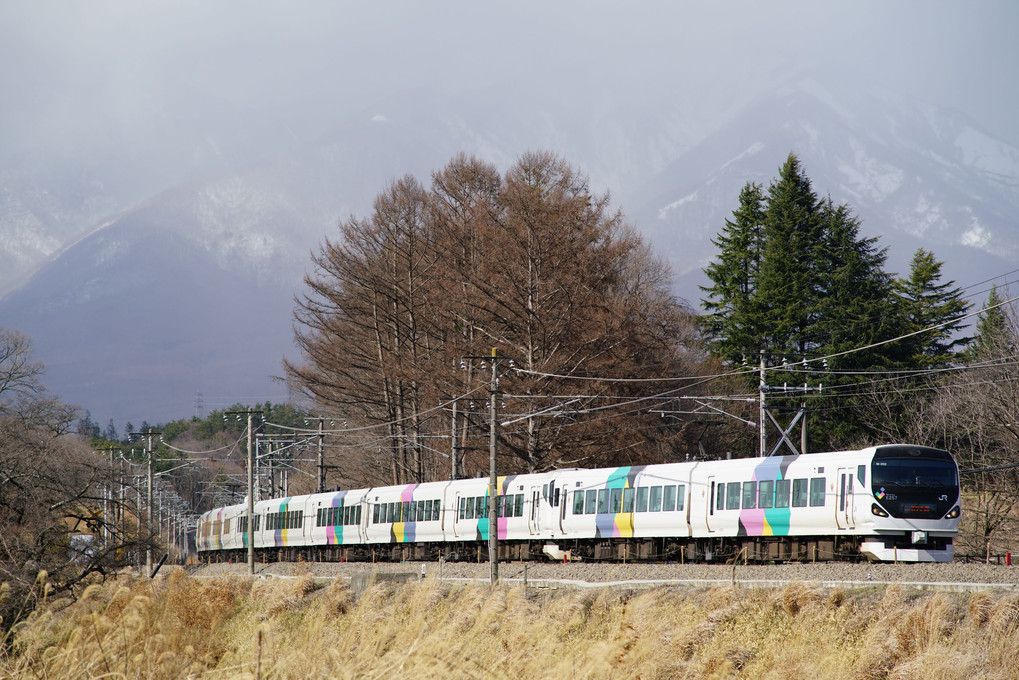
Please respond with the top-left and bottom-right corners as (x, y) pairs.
(860, 445), (961, 562)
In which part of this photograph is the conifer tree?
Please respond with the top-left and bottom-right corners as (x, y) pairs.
(814, 199), (898, 366)
(970, 285), (1013, 360)
(894, 249), (971, 368)
(700, 182), (765, 362)
(701, 153), (923, 450)
(755, 154), (825, 354)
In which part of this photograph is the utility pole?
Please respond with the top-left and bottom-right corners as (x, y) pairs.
(316, 417), (325, 493)
(759, 350), (767, 457)
(226, 409), (262, 575)
(450, 397), (459, 481)
(464, 348), (512, 585)
(756, 354), (821, 457)
(130, 430), (161, 575)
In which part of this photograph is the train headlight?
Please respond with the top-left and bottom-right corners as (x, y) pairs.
(871, 503), (889, 518)
(944, 506), (960, 519)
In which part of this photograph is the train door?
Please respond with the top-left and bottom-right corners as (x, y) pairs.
(528, 486), (542, 535)
(359, 497), (369, 542)
(836, 468), (855, 530)
(706, 476), (717, 533)
(558, 484), (569, 534)
(543, 479), (559, 536)
(452, 492), (462, 537)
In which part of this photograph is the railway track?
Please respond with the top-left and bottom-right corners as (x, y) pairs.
(191, 559), (1019, 592)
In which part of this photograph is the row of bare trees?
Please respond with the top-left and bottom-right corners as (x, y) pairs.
(0, 328), (171, 629)
(285, 152), (711, 485)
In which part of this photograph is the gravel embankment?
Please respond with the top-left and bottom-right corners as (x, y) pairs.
(190, 559), (1019, 589)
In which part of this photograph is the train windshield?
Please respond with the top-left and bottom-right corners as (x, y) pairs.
(872, 458), (958, 488)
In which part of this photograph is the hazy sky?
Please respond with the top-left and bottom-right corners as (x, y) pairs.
(2, 0), (1017, 165)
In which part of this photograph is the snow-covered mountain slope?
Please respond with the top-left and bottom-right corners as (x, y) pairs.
(631, 80), (1019, 303)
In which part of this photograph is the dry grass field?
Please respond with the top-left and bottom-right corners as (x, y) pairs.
(2, 568), (1018, 679)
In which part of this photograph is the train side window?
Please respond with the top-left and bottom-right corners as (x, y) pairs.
(554, 487), (561, 507)
(585, 489), (597, 514)
(858, 464), (866, 485)
(622, 488), (635, 513)
(663, 485), (676, 512)
(515, 493), (524, 517)
(791, 479), (808, 507)
(809, 477), (826, 507)
(355, 506), (362, 524)
(418, 500), (426, 520)
(716, 484), (725, 511)
(573, 491), (585, 515)
(475, 497), (485, 519)
(742, 481), (757, 509)
(597, 489), (609, 514)
(726, 482), (741, 510)
(372, 504), (379, 524)
(610, 488), (623, 513)
(636, 487), (649, 512)
(775, 480), (790, 508)
(676, 484), (686, 511)
(759, 480), (774, 509)
(650, 486), (663, 512)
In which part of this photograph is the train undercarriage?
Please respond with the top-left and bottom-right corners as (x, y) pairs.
(199, 533), (932, 566)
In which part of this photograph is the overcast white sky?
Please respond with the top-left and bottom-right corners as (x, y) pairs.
(2, 0), (1017, 164)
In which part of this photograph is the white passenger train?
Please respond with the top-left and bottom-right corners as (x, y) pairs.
(196, 444), (961, 563)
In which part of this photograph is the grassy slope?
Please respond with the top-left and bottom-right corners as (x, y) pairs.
(2, 569), (1018, 679)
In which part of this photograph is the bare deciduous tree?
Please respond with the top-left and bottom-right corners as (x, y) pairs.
(287, 153), (707, 484)
(1, 328), (155, 630)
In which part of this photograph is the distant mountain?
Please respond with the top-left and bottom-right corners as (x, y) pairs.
(631, 80), (1019, 302)
(2, 77), (1017, 427)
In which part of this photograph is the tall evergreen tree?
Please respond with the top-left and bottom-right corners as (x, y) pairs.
(700, 181), (765, 362)
(701, 153), (924, 450)
(755, 154), (825, 354)
(970, 285), (1014, 360)
(814, 199), (898, 366)
(894, 249), (971, 368)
